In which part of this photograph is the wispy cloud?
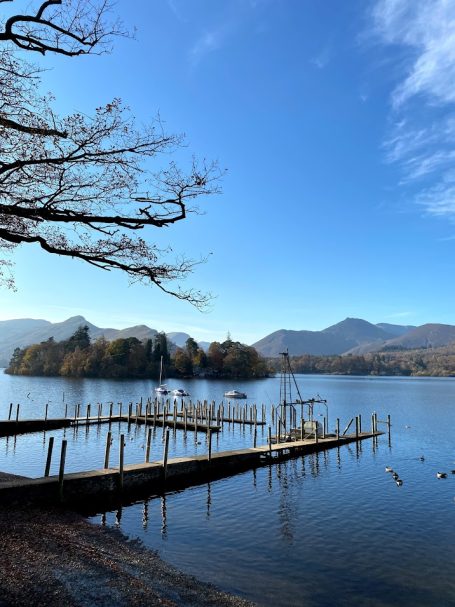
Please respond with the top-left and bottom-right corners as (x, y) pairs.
(189, 29), (226, 66)
(310, 47), (330, 69)
(372, 1), (455, 220)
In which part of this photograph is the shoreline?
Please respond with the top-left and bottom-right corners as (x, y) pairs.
(0, 503), (255, 606)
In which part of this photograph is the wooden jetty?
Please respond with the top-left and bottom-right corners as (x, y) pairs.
(0, 414), (220, 437)
(0, 429), (383, 508)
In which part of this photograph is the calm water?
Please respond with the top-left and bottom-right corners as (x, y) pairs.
(0, 372), (454, 606)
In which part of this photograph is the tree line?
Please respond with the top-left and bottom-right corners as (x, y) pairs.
(268, 346), (455, 377)
(5, 326), (270, 380)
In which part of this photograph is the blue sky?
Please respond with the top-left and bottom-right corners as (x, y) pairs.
(1, 0), (455, 344)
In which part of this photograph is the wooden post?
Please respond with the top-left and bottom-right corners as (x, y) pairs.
(109, 402), (113, 420)
(184, 407), (187, 432)
(128, 403), (132, 423)
(371, 413), (375, 434)
(163, 428), (170, 480)
(8, 403), (12, 420)
(118, 402), (122, 420)
(358, 414), (362, 433)
(97, 403), (101, 421)
(323, 416), (326, 438)
(119, 433), (125, 490)
(64, 403), (67, 419)
(15, 404), (19, 423)
(104, 431), (112, 469)
(86, 404), (90, 423)
(208, 429), (212, 462)
(355, 416), (359, 439)
(315, 424), (318, 444)
(374, 412), (378, 433)
(268, 426), (272, 457)
(45, 403), (48, 422)
(44, 436), (54, 477)
(387, 414), (391, 439)
(253, 424), (257, 448)
(301, 417), (304, 440)
(145, 428), (152, 463)
(336, 418), (340, 440)
(58, 439), (67, 502)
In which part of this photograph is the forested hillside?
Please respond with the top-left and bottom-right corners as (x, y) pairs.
(268, 345), (455, 377)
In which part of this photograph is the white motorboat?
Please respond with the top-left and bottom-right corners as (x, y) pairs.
(172, 388), (189, 397)
(224, 390), (247, 399)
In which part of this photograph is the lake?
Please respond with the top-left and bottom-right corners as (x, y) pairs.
(0, 372), (454, 606)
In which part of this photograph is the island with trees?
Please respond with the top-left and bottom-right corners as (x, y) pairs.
(5, 326), (271, 379)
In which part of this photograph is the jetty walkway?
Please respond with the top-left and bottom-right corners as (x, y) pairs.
(0, 429), (382, 509)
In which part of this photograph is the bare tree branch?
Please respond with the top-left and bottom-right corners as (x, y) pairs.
(0, 2), (222, 307)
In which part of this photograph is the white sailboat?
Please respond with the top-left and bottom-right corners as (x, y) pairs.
(155, 356), (169, 395)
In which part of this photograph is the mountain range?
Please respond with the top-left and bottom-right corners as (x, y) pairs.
(1, 315), (455, 367)
(251, 318), (455, 357)
(0, 316), (200, 367)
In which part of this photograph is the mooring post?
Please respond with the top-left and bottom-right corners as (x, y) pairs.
(64, 403), (68, 419)
(15, 404), (19, 423)
(355, 416), (359, 439)
(104, 431), (112, 469)
(374, 412), (378, 434)
(119, 433), (125, 490)
(387, 414), (391, 438)
(45, 403), (48, 423)
(145, 428), (152, 463)
(44, 436), (54, 477)
(97, 403), (101, 421)
(336, 418), (340, 440)
(323, 417), (326, 438)
(253, 424), (257, 448)
(301, 417), (304, 440)
(163, 428), (170, 480)
(371, 413), (375, 434)
(86, 404), (90, 423)
(358, 414), (362, 433)
(208, 429), (212, 462)
(184, 407), (187, 433)
(58, 439), (67, 502)
(315, 424), (318, 444)
(268, 425), (272, 457)
(8, 403), (12, 421)
(128, 403), (132, 424)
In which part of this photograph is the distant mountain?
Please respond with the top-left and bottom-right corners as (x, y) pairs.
(252, 318), (455, 357)
(253, 318), (396, 357)
(348, 323), (455, 354)
(0, 316), (159, 367)
(166, 332), (191, 347)
(376, 323), (416, 337)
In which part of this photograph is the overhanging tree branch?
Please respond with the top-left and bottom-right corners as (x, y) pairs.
(0, 1), (222, 307)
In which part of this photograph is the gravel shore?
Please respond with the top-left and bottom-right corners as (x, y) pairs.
(0, 501), (255, 607)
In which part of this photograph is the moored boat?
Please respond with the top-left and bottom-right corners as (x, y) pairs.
(172, 388), (189, 397)
(224, 390), (247, 399)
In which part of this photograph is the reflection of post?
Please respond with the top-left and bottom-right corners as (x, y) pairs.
(161, 495), (167, 538)
(142, 500), (149, 529)
(206, 482), (211, 518)
(163, 428), (170, 480)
